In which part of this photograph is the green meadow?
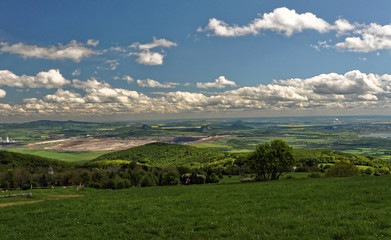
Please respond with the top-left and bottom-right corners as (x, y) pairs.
(7, 148), (107, 164)
(1, 175), (391, 239)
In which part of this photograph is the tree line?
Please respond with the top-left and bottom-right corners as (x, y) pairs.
(1, 140), (390, 190)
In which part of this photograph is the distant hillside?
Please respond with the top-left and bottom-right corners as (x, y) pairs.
(88, 142), (237, 168)
(0, 150), (76, 169)
(18, 120), (97, 128)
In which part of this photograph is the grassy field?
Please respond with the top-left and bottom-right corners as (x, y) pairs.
(1, 175), (391, 239)
(5, 148), (107, 164)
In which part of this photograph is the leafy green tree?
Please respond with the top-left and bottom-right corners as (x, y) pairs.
(325, 161), (361, 177)
(140, 174), (156, 187)
(161, 170), (180, 186)
(246, 140), (296, 181)
(80, 171), (92, 186)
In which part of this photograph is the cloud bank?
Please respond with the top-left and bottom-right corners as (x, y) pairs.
(2, 70), (391, 118)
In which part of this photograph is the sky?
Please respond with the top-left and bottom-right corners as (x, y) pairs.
(1, 0), (391, 122)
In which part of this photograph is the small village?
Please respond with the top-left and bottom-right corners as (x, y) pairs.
(0, 136), (16, 144)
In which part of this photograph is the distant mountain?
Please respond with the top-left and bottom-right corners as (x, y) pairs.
(18, 120), (98, 128)
(228, 123), (253, 130)
(140, 124), (152, 130)
(87, 142), (237, 168)
(0, 150), (76, 169)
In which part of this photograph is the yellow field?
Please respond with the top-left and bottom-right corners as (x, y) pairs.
(161, 126), (202, 130)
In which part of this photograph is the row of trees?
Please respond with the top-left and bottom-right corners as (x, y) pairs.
(0, 163), (223, 190)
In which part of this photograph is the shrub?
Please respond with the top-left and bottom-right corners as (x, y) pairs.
(30, 181), (39, 188)
(123, 179), (131, 188)
(1, 181), (10, 189)
(208, 173), (219, 183)
(22, 184), (31, 190)
(193, 174), (206, 184)
(161, 171), (180, 186)
(325, 161), (361, 177)
(116, 180), (126, 189)
(283, 175), (294, 179)
(106, 179), (117, 189)
(140, 175), (156, 187)
(308, 172), (321, 178)
(90, 182), (102, 189)
(362, 168), (373, 175)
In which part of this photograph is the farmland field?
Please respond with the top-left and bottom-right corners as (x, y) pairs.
(3, 116), (391, 162)
(1, 175), (391, 239)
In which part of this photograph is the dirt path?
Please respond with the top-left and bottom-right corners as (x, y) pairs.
(0, 194), (83, 207)
(0, 200), (44, 207)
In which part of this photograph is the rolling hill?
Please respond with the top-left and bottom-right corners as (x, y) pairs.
(0, 150), (76, 169)
(87, 142), (238, 168)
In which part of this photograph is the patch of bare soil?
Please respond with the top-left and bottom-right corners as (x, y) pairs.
(0, 200), (43, 208)
(185, 135), (231, 144)
(27, 137), (169, 152)
(27, 136), (212, 152)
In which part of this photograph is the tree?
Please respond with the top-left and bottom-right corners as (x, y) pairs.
(246, 140), (296, 181)
(161, 170), (180, 186)
(325, 161), (360, 177)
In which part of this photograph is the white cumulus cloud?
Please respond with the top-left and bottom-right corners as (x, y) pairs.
(130, 37), (177, 50)
(72, 69), (81, 76)
(129, 37), (177, 65)
(0, 69), (70, 88)
(122, 75), (134, 83)
(137, 79), (179, 88)
(131, 51), (164, 66)
(86, 39), (99, 47)
(0, 40), (97, 62)
(336, 23), (391, 52)
(199, 7), (331, 37)
(0, 89), (5, 98)
(197, 76), (237, 89)
(73, 78), (149, 104)
(45, 89), (85, 104)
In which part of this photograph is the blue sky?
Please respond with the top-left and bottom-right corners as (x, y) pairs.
(1, 0), (391, 122)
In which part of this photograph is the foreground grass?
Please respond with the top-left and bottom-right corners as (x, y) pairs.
(1, 176), (391, 239)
